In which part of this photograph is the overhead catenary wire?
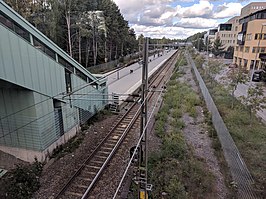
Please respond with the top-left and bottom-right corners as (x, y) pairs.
(0, 52), (171, 141)
(0, 50), (161, 121)
(112, 88), (163, 199)
(113, 49), (180, 199)
(0, 55), (144, 121)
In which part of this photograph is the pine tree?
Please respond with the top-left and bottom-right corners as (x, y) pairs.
(212, 37), (225, 57)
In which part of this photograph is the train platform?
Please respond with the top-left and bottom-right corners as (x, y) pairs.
(107, 50), (177, 103)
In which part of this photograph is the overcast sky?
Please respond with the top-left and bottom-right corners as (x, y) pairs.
(113, 0), (264, 39)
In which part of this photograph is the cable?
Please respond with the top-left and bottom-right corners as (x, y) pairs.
(112, 89), (163, 199)
(0, 51), (176, 143)
(0, 58), (137, 120)
(0, 50), (162, 120)
(113, 50), (183, 198)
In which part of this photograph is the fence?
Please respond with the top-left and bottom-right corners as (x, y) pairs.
(0, 106), (79, 151)
(187, 54), (257, 199)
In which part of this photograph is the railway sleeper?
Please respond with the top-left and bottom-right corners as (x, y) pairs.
(90, 160), (104, 165)
(115, 127), (126, 131)
(82, 167), (98, 174)
(94, 155), (108, 160)
(65, 191), (83, 198)
(76, 176), (93, 183)
(101, 146), (113, 151)
(68, 184), (87, 193)
(86, 165), (101, 170)
(98, 150), (111, 155)
(103, 142), (115, 147)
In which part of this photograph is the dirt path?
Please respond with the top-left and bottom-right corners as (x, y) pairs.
(180, 64), (228, 199)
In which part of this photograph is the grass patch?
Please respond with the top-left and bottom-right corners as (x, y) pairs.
(193, 54), (266, 197)
(149, 66), (216, 198)
(51, 135), (85, 159)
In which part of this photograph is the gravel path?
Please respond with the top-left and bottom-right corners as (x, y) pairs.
(180, 64), (228, 199)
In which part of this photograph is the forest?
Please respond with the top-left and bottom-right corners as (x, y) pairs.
(4, 0), (138, 68)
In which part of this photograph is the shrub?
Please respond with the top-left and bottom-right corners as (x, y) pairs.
(3, 159), (43, 199)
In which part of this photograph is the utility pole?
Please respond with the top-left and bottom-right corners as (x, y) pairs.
(197, 34), (200, 52)
(139, 37), (149, 199)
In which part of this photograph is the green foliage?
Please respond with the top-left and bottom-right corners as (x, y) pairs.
(149, 66), (215, 198)
(162, 131), (186, 159)
(51, 135), (84, 159)
(195, 58), (266, 196)
(224, 46), (234, 59)
(194, 55), (205, 68)
(2, 159), (43, 199)
(212, 37), (225, 57)
(239, 83), (266, 124)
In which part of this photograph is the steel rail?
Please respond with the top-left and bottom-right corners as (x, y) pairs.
(54, 50), (179, 199)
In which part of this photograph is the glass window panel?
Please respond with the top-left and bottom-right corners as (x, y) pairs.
(33, 37), (45, 52)
(58, 56), (74, 72)
(76, 69), (87, 82)
(13, 23), (30, 42)
(0, 11), (13, 30)
(45, 46), (56, 60)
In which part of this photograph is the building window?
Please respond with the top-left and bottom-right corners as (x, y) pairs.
(76, 69), (87, 82)
(245, 47), (250, 53)
(58, 55), (74, 73)
(255, 33), (263, 40)
(263, 34), (266, 40)
(261, 47), (266, 53)
(0, 11), (30, 42)
(33, 37), (56, 60)
(240, 47), (244, 52)
(244, 59), (248, 68)
(65, 69), (72, 93)
(246, 34), (252, 41)
(252, 47), (260, 53)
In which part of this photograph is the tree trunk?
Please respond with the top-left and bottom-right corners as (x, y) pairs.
(104, 40), (107, 63)
(66, 13), (72, 57)
(78, 29), (81, 64)
(85, 39), (91, 68)
(93, 34), (96, 66)
(109, 42), (112, 61)
(115, 44), (118, 60)
(121, 42), (124, 57)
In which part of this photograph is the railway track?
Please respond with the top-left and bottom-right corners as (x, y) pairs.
(54, 50), (180, 199)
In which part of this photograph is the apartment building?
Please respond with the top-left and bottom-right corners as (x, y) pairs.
(215, 16), (240, 50)
(234, 8), (266, 70)
(203, 28), (218, 46)
(241, 2), (266, 17)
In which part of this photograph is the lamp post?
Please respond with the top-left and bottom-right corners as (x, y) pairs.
(250, 22), (266, 82)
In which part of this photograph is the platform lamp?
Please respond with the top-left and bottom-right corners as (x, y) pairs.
(250, 22), (266, 82)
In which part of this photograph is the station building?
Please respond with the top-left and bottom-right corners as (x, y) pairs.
(0, 1), (108, 162)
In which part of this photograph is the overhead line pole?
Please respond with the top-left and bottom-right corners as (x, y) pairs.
(139, 37), (149, 199)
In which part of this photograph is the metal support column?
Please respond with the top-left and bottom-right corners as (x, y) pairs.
(139, 37), (149, 199)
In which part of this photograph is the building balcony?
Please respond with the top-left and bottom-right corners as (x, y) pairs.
(237, 32), (246, 45)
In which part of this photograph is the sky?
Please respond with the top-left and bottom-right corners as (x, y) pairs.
(113, 0), (265, 39)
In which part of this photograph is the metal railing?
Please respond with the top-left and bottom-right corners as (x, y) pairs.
(187, 53), (257, 199)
